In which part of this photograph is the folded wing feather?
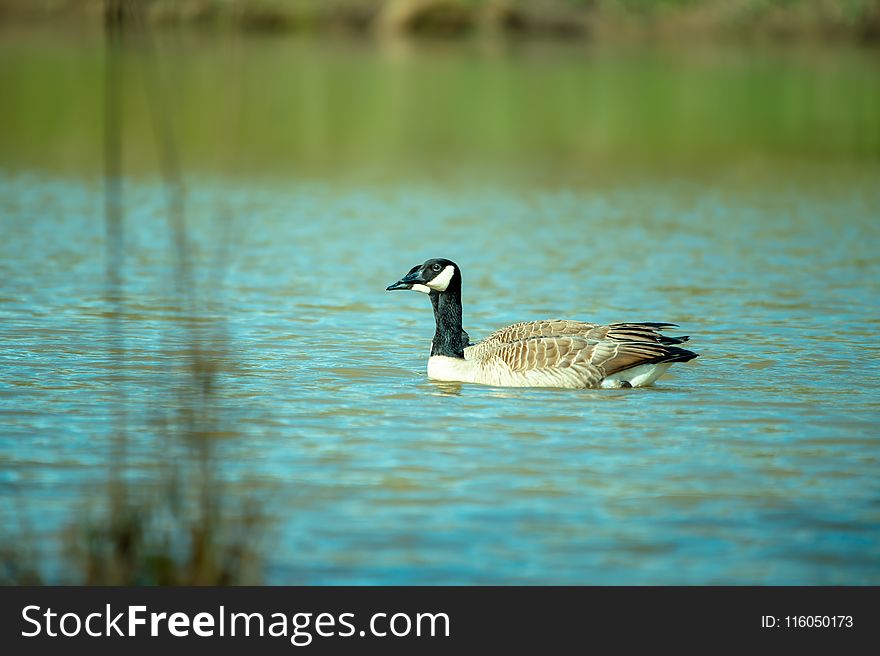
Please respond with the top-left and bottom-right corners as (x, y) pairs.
(464, 321), (689, 388)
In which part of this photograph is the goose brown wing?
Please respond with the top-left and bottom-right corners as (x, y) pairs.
(476, 332), (696, 385)
(475, 335), (605, 388)
(480, 320), (601, 345)
(468, 320), (689, 360)
(480, 320), (687, 345)
(583, 339), (678, 375)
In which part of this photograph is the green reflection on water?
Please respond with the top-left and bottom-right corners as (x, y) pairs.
(1, 27), (878, 184)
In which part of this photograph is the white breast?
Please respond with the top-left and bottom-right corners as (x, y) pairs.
(427, 356), (481, 383)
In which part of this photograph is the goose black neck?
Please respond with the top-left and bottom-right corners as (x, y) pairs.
(430, 289), (465, 359)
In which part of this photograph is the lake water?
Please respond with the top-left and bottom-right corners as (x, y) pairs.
(1, 27), (879, 584)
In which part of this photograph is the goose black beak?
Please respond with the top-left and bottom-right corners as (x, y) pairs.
(386, 269), (426, 291)
(386, 280), (413, 291)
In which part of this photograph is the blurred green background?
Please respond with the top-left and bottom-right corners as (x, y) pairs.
(2, 0), (879, 185)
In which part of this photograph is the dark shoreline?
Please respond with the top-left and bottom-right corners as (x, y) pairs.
(1, 0), (879, 43)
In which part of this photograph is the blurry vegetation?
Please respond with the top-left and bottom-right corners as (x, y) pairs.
(3, 453), (267, 585)
(1, 532), (43, 584)
(1, 0), (267, 585)
(65, 472), (265, 585)
(0, 0), (879, 40)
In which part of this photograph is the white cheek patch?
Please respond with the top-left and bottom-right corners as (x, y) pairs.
(411, 283), (431, 294)
(426, 265), (455, 291)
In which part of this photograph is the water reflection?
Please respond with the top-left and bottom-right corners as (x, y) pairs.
(429, 382), (464, 397)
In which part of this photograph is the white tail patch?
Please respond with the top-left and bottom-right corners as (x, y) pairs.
(426, 265), (455, 291)
(600, 363), (672, 389)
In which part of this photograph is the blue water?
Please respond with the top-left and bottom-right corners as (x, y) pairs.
(1, 171), (878, 584)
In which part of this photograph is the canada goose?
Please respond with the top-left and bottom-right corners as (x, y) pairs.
(386, 258), (698, 389)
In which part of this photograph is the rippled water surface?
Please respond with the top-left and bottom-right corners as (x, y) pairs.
(2, 173), (878, 584)
(1, 30), (879, 584)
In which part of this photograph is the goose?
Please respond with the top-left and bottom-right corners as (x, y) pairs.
(386, 257), (698, 389)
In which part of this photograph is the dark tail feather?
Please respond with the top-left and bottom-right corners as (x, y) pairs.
(655, 346), (699, 364)
(610, 322), (689, 345)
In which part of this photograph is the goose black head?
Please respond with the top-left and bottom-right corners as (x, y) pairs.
(386, 258), (460, 294)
